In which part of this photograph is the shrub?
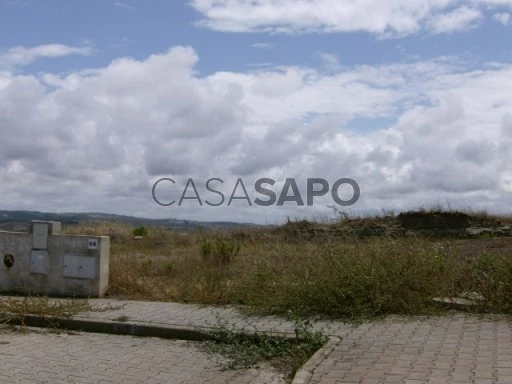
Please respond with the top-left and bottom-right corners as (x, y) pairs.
(200, 240), (214, 257)
(200, 239), (240, 265)
(132, 226), (148, 237)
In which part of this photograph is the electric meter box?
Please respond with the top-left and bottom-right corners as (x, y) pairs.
(1, 221), (109, 297)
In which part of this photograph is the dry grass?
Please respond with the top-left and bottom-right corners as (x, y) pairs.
(0, 296), (90, 325)
(62, 213), (512, 321)
(61, 221), (134, 239)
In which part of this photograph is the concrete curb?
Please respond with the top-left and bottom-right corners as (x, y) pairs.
(3, 313), (300, 340)
(291, 336), (342, 384)
(3, 314), (217, 341)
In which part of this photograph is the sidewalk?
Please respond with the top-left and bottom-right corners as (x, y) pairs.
(78, 299), (355, 336)
(7, 298), (512, 384)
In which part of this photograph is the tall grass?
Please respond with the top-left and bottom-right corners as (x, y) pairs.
(62, 218), (512, 320)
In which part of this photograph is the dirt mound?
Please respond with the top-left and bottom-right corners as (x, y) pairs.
(276, 210), (511, 239)
(397, 211), (470, 229)
(277, 215), (403, 240)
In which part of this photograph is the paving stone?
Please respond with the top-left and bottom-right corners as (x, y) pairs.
(307, 314), (512, 384)
(0, 327), (284, 384)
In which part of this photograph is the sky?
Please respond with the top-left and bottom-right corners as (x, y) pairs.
(0, 0), (511, 224)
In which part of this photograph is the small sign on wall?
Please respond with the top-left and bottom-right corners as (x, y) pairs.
(88, 239), (98, 250)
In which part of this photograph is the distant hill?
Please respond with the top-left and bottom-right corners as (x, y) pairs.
(0, 210), (259, 232)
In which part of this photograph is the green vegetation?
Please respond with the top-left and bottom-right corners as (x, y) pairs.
(132, 226), (149, 237)
(203, 318), (328, 381)
(200, 238), (241, 265)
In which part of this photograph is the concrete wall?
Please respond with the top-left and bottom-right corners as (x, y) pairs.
(0, 221), (110, 298)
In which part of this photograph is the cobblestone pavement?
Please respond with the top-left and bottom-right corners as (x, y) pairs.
(3, 298), (512, 384)
(80, 300), (512, 384)
(0, 326), (285, 384)
(79, 299), (356, 336)
(309, 314), (512, 384)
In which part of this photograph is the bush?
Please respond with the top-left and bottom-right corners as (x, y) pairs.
(200, 239), (240, 265)
(132, 226), (148, 237)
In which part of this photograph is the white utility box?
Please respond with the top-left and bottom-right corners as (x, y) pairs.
(1, 220), (109, 297)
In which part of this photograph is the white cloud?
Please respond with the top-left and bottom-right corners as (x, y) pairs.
(1, 45), (512, 222)
(493, 12), (511, 24)
(252, 42), (276, 50)
(316, 52), (341, 71)
(428, 6), (482, 34)
(114, 1), (135, 11)
(188, 0), (511, 37)
(0, 44), (93, 70)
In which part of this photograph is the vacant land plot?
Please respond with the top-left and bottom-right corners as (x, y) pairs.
(62, 210), (512, 322)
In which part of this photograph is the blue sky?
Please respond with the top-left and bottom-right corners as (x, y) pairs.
(3, 1), (511, 74)
(1, 0), (512, 223)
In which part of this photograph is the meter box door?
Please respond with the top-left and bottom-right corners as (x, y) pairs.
(30, 251), (49, 275)
(32, 222), (49, 250)
(30, 221), (62, 250)
(63, 255), (96, 280)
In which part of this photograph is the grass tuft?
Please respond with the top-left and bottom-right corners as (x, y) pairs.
(203, 317), (328, 381)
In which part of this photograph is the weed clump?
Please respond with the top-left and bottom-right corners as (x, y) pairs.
(204, 317), (328, 380)
(200, 239), (240, 265)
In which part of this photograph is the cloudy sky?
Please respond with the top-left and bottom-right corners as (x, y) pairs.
(1, 0), (511, 224)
